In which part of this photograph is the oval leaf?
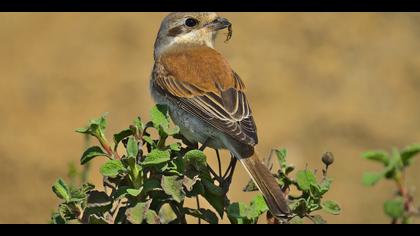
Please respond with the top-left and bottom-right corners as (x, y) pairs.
(127, 136), (139, 158)
(113, 129), (133, 151)
(296, 170), (317, 191)
(250, 195), (269, 215)
(184, 150), (207, 172)
(142, 149), (170, 166)
(158, 203), (177, 224)
(401, 144), (420, 166)
(161, 175), (185, 203)
(362, 171), (384, 186)
(145, 210), (160, 224)
(80, 146), (108, 165)
(150, 105), (169, 129)
(384, 198), (404, 219)
(126, 188), (142, 197)
(321, 200), (341, 215)
(362, 151), (389, 166)
(52, 178), (70, 202)
(99, 160), (127, 178)
(126, 200), (151, 224)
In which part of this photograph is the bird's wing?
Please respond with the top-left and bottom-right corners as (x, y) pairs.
(152, 46), (258, 146)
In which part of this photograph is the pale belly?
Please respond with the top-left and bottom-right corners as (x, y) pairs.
(150, 83), (226, 150)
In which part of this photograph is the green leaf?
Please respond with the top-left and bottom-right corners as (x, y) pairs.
(51, 213), (66, 224)
(227, 202), (258, 224)
(309, 183), (323, 199)
(275, 148), (287, 173)
(172, 157), (185, 174)
(142, 179), (162, 194)
(145, 210), (160, 224)
(52, 178), (71, 202)
(285, 165), (295, 175)
(126, 201), (151, 224)
(161, 175), (185, 203)
(88, 215), (109, 224)
(289, 216), (305, 224)
(142, 149), (170, 166)
(319, 177), (332, 194)
(250, 195), (269, 215)
(321, 200), (341, 215)
(401, 144), (420, 166)
(126, 188), (142, 197)
(86, 191), (113, 209)
(362, 171), (384, 186)
(76, 113), (108, 136)
(113, 129), (133, 151)
(150, 104), (169, 130)
(243, 179), (259, 192)
(158, 203), (177, 224)
(80, 146), (108, 165)
(127, 137), (139, 158)
(187, 182), (205, 197)
(202, 179), (224, 196)
(184, 150), (207, 172)
(183, 175), (200, 192)
(184, 208), (219, 224)
(384, 198), (404, 219)
(169, 143), (181, 151)
(202, 190), (225, 218)
(69, 188), (86, 203)
(81, 183), (95, 194)
(58, 203), (76, 220)
(165, 126), (180, 136)
(362, 150), (389, 166)
(288, 198), (307, 215)
(296, 170), (317, 191)
(384, 149), (402, 179)
(142, 136), (155, 147)
(112, 186), (130, 200)
(99, 160), (127, 178)
(227, 202), (247, 219)
(310, 215), (327, 224)
(133, 117), (144, 131)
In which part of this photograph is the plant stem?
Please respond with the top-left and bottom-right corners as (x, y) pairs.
(196, 196), (201, 224)
(97, 135), (121, 159)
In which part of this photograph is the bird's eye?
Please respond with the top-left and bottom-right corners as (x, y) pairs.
(185, 18), (199, 27)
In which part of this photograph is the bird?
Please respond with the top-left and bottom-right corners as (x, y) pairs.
(150, 12), (290, 218)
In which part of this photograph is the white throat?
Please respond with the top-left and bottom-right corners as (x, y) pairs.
(154, 30), (216, 59)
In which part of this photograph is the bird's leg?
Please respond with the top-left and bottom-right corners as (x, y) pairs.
(223, 154), (237, 179)
(207, 165), (222, 182)
(199, 139), (210, 151)
(221, 154), (238, 194)
(199, 140), (223, 182)
(215, 149), (222, 177)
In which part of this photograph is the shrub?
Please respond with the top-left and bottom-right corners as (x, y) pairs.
(50, 105), (340, 224)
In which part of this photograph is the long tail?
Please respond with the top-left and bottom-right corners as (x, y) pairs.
(239, 151), (290, 217)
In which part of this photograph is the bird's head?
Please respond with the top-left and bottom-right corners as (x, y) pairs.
(154, 12), (231, 59)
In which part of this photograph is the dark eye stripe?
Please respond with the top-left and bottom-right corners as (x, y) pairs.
(167, 26), (184, 37)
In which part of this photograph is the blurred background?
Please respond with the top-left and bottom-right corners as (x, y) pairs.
(0, 13), (420, 224)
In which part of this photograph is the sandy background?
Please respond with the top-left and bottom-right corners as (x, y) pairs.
(0, 13), (420, 224)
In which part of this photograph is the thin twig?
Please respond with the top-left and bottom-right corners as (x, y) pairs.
(196, 196), (201, 224)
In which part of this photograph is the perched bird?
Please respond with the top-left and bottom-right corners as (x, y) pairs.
(150, 12), (290, 218)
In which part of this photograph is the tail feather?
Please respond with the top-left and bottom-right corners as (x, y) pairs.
(239, 152), (290, 217)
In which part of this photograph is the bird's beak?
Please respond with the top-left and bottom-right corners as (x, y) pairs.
(206, 17), (231, 31)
